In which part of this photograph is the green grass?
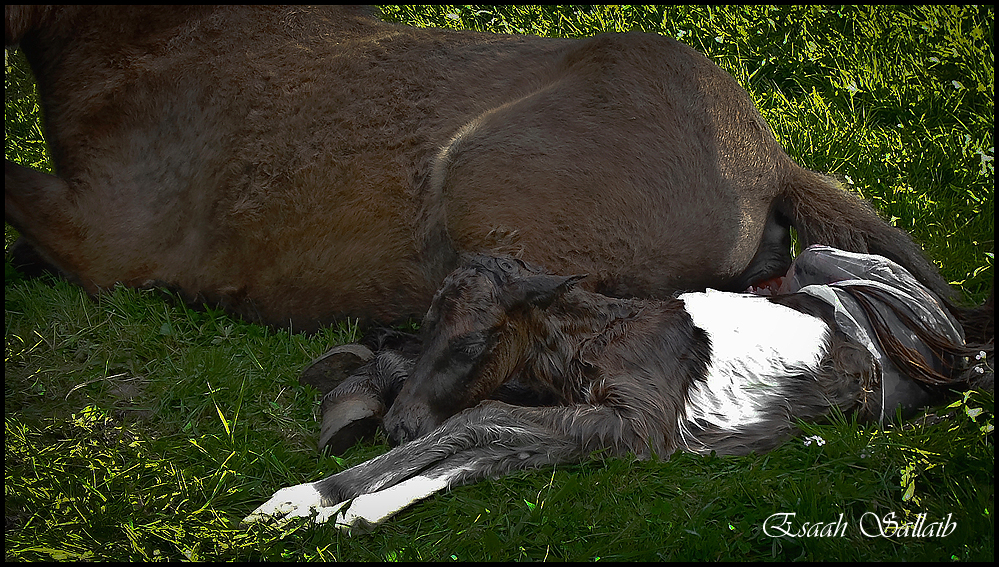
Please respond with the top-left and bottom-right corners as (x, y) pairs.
(5, 5), (994, 562)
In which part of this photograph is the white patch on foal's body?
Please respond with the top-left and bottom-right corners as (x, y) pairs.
(677, 289), (830, 435)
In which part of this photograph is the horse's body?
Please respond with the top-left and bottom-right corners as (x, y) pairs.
(245, 250), (991, 530)
(6, 6), (953, 330)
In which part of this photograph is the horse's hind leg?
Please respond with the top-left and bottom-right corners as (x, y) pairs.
(5, 161), (86, 282)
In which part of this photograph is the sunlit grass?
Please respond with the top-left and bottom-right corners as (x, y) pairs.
(5, 5), (993, 561)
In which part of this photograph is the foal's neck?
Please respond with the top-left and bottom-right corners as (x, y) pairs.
(521, 288), (644, 395)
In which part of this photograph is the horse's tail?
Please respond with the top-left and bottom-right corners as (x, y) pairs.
(839, 283), (993, 391)
(775, 167), (956, 303)
(949, 285), (994, 346)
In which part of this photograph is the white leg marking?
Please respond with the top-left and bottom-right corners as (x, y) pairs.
(242, 482), (348, 526)
(336, 469), (464, 530)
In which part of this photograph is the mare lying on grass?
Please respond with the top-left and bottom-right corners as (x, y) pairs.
(6, 6), (960, 329)
(245, 247), (993, 531)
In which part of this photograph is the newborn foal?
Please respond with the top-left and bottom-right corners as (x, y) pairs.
(245, 249), (990, 530)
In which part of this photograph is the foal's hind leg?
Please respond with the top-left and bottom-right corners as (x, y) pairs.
(244, 401), (656, 530)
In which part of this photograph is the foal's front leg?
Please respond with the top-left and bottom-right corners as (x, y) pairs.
(243, 406), (515, 529)
(244, 401), (651, 530)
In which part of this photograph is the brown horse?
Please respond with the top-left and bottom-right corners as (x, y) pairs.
(6, 6), (953, 330)
(244, 251), (991, 530)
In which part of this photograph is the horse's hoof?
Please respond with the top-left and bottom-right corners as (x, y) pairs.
(300, 343), (374, 393)
(319, 394), (384, 454)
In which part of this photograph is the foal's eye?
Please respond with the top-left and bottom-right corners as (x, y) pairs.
(453, 335), (487, 360)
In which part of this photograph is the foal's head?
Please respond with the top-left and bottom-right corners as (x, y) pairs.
(382, 254), (584, 445)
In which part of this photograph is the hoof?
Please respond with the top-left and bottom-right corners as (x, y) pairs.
(320, 394), (385, 454)
(300, 343), (374, 393)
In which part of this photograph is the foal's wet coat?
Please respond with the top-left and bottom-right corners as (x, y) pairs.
(246, 251), (991, 530)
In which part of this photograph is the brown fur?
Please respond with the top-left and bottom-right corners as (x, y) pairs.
(5, 6), (953, 330)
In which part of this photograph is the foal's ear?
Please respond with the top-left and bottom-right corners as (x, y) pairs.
(502, 273), (587, 310)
